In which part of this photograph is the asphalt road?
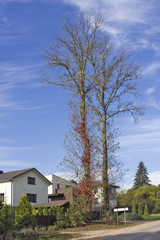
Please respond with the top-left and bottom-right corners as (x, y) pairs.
(89, 221), (160, 240)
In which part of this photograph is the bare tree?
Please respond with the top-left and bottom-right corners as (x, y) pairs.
(89, 34), (143, 212)
(43, 14), (102, 211)
(43, 13), (143, 214)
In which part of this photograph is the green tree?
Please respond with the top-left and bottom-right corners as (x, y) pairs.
(15, 194), (36, 229)
(132, 200), (136, 214)
(43, 206), (48, 216)
(133, 161), (151, 189)
(152, 199), (160, 214)
(38, 206), (43, 216)
(144, 205), (149, 216)
(0, 205), (9, 235)
(32, 206), (37, 216)
(49, 206), (57, 216)
(138, 203), (143, 215)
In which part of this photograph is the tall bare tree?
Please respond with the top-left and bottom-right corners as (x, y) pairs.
(43, 14), (102, 211)
(89, 34), (143, 212)
(43, 13), (143, 214)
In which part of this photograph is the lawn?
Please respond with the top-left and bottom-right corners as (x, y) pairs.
(143, 214), (160, 220)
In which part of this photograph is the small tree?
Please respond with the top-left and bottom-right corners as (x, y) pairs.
(49, 206), (57, 216)
(132, 200), (136, 214)
(144, 205), (149, 216)
(0, 205), (9, 235)
(133, 161), (151, 189)
(8, 205), (15, 230)
(38, 206), (43, 216)
(43, 206), (48, 216)
(32, 206), (37, 216)
(138, 203), (143, 216)
(15, 194), (36, 229)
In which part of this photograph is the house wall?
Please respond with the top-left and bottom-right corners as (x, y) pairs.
(95, 187), (117, 208)
(45, 174), (76, 194)
(12, 169), (49, 206)
(0, 181), (12, 205)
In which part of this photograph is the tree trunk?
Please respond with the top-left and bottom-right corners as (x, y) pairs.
(102, 106), (110, 213)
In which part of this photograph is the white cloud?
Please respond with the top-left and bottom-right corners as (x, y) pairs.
(149, 171), (160, 186)
(0, 160), (27, 167)
(146, 87), (156, 95)
(142, 62), (160, 75)
(61, 0), (158, 51)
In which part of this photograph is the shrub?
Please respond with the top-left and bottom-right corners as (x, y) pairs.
(65, 203), (83, 227)
(118, 213), (143, 221)
(152, 199), (160, 214)
(55, 207), (66, 229)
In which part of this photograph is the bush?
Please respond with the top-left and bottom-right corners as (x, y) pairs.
(65, 203), (83, 227)
(118, 213), (143, 221)
(5, 226), (58, 240)
(105, 211), (116, 224)
(55, 207), (66, 229)
(152, 199), (160, 214)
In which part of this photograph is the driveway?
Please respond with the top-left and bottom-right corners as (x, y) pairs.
(74, 220), (160, 240)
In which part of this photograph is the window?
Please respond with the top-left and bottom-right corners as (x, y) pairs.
(28, 177), (36, 185)
(27, 194), (37, 203)
(57, 183), (60, 189)
(0, 193), (4, 202)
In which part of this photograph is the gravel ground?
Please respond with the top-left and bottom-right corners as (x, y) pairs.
(71, 220), (160, 240)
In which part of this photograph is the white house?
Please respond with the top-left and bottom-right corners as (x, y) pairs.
(94, 183), (119, 209)
(0, 168), (51, 206)
(45, 174), (77, 194)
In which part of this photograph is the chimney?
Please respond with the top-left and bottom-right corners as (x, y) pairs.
(0, 171), (3, 174)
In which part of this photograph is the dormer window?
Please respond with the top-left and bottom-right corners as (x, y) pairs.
(28, 177), (35, 185)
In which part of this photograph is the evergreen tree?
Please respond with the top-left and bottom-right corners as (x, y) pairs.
(144, 205), (149, 216)
(15, 193), (36, 229)
(132, 200), (136, 214)
(138, 202), (143, 215)
(43, 206), (48, 216)
(133, 161), (151, 189)
(38, 206), (43, 216)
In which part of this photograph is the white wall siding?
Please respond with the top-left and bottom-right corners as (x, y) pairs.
(13, 169), (49, 206)
(45, 174), (75, 194)
(0, 181), (12, 205)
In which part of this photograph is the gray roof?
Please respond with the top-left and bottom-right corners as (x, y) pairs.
(0, 168), (52, 185)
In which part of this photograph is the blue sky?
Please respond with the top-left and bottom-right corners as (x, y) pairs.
(0, 0), (160, 189)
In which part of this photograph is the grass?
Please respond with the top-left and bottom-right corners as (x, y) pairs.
(143, 214), (160, 220)
(40, 233), (82, 240)
(59, 221), (136, 233)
